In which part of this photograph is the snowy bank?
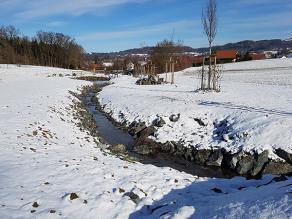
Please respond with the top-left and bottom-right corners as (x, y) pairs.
(0, 64), (291, 218)
(98, 59), (292, 174)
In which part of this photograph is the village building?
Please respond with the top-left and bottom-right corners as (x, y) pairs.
(216, 49), (238, 63)
(249, 52), (266, 60)
(193, 56), (205, 66)
(102, 62), (114, 71)
(179, 56), (194, 69)
(178, 55), (205, 69)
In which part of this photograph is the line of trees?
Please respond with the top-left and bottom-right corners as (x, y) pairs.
(0, 25), (84, 69)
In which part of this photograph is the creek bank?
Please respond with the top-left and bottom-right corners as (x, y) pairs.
(70, 82), (133, 150)
(124, 120), (292, 177)
(68, 83), (105, 146)
(76, 82), (232, 178)
(74, 76), (110, 82)
(76, 82), (292, 178)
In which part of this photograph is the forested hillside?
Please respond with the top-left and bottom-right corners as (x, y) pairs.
(0, 25), (84, 69)
(90, 38), (292, 57)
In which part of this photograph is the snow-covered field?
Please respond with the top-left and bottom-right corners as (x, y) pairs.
(99, 59), (292, 159)
(0, 64), (291, 218)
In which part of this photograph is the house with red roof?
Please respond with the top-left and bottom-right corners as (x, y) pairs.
(178, 55), (205, 69)
(216, 50), (238, 63)
(250, 52), (266, 60)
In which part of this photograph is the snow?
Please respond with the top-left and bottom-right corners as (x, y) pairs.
(0, 64), (291, 218)
(132, 175), (291, 219)
(99, 58), (292, 158)
(103, 62), (114, 67)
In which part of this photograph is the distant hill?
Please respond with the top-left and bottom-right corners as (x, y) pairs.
(89, 38), (292, 58)
(198, 39), (292, 53)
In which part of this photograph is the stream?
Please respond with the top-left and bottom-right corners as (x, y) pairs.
(82, 81), (235, 178)
(84, 92), (134, 148)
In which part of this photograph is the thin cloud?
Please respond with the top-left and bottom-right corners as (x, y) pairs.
(77, 20), (196, 41)
(47, 21), (66, 27)
(12, 0), (147, 19)
(234, 0), (292, 6)
(223, 12), (292, 30)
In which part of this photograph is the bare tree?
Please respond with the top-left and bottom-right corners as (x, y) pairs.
(202, 0), (217, 89)
(151, 39), (183, 83)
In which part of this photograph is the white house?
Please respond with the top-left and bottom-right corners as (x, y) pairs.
(102, 62), (114, 70)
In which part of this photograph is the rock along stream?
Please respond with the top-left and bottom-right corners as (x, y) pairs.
(82, 81), (236, 179)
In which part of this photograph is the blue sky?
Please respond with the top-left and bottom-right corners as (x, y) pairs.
(0, 0), (292, 53)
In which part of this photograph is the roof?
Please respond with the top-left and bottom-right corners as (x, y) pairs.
(102, 62), (114, 67)
(250, 53), (266, 60)
(216, 50), (237, 59)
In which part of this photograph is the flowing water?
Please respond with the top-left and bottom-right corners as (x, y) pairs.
(84, 92), (134, 148)
(82, 81), (235, 178)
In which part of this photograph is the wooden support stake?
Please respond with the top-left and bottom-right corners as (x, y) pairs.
(165, 62), (168, 82)
(171, 62), (175, 84)
(214, 56), (217, 90)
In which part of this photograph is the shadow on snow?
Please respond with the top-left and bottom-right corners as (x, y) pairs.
(199, 101), (292, 117)
(129, 175), (292, 219)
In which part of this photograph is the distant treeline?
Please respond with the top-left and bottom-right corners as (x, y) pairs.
(0, 25), (84, 69)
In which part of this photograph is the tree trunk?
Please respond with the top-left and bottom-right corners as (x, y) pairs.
(171, 62), (175, 84)
(165, 62), (168, 82)
(208, 42), (212, 89)
(201, 57), (205, 89)
(213, 56), (217, 90)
